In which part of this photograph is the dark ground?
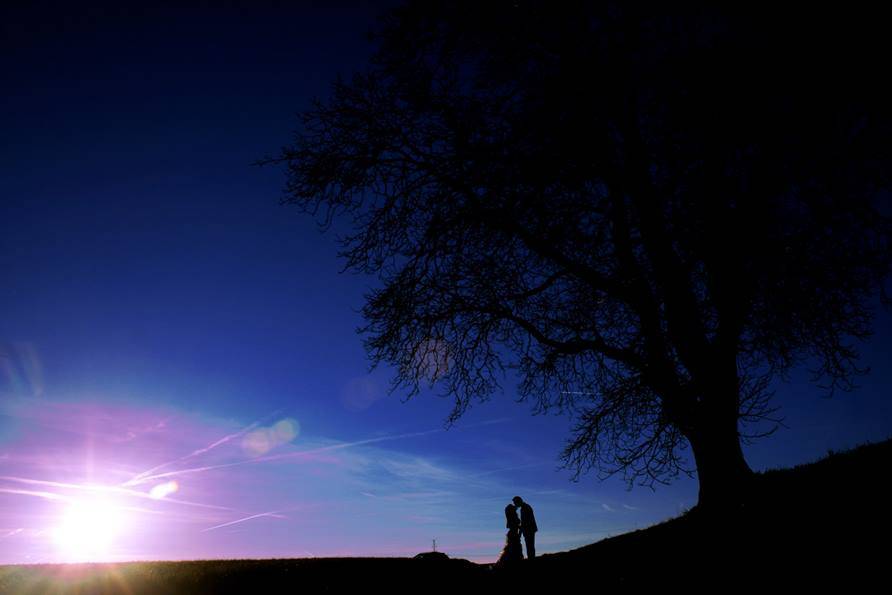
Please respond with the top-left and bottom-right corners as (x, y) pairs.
(2, 439), (889, 594)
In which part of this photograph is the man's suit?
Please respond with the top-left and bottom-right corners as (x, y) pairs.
(518, 502), (537, 559)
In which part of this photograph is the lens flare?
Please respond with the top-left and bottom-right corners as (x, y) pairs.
(242, 418), (300, 456)
(272, 419), (298, 442)
(149, 480), (179, 499)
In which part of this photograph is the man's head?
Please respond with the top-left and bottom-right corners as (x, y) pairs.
(512, 496), (523, 507)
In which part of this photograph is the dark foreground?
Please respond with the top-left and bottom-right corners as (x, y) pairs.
(2, 439), (889, 594)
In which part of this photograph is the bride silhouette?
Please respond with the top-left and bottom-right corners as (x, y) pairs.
(495, 502), (523, 566)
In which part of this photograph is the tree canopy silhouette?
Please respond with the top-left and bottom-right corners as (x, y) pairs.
(269, 2), (892, 509)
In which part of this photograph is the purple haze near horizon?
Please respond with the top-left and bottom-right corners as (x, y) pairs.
(2, 2), (891, 565)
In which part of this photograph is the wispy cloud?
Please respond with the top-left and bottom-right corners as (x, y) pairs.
(469, 462), (550, 479)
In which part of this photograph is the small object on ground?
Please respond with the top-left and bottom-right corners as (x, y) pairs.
(413, 551), (450, 561)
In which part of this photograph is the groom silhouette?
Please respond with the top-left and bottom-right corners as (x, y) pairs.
(512, 496), (537, 559)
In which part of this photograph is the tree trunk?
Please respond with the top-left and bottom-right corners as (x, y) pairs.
(686, 402), (753, 513)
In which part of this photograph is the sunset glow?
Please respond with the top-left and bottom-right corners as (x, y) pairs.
(1, 395), (670, 564)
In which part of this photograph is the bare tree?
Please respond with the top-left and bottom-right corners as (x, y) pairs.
(267, 2), (892, 510)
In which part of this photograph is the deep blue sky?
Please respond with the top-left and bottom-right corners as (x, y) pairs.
(2, 1), (891, 564)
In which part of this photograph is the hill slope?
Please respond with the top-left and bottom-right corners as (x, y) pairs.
(517, 437), (892, 590)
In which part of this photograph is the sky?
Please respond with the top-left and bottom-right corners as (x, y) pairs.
(2, 2), (891, 565)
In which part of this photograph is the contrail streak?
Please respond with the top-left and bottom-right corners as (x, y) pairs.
(125, 417), (512, 487)
(124, 427), (448, 486)
(0, 487), (71, 502)
(0, 475), (234, 511)
(201, 510), (285, 532)
(123, 410), (283, 487)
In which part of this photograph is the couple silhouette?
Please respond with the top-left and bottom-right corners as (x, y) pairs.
(496, 496), (537, 566)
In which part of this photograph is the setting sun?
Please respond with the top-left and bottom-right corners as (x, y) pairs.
(51, 498), (127, 561)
